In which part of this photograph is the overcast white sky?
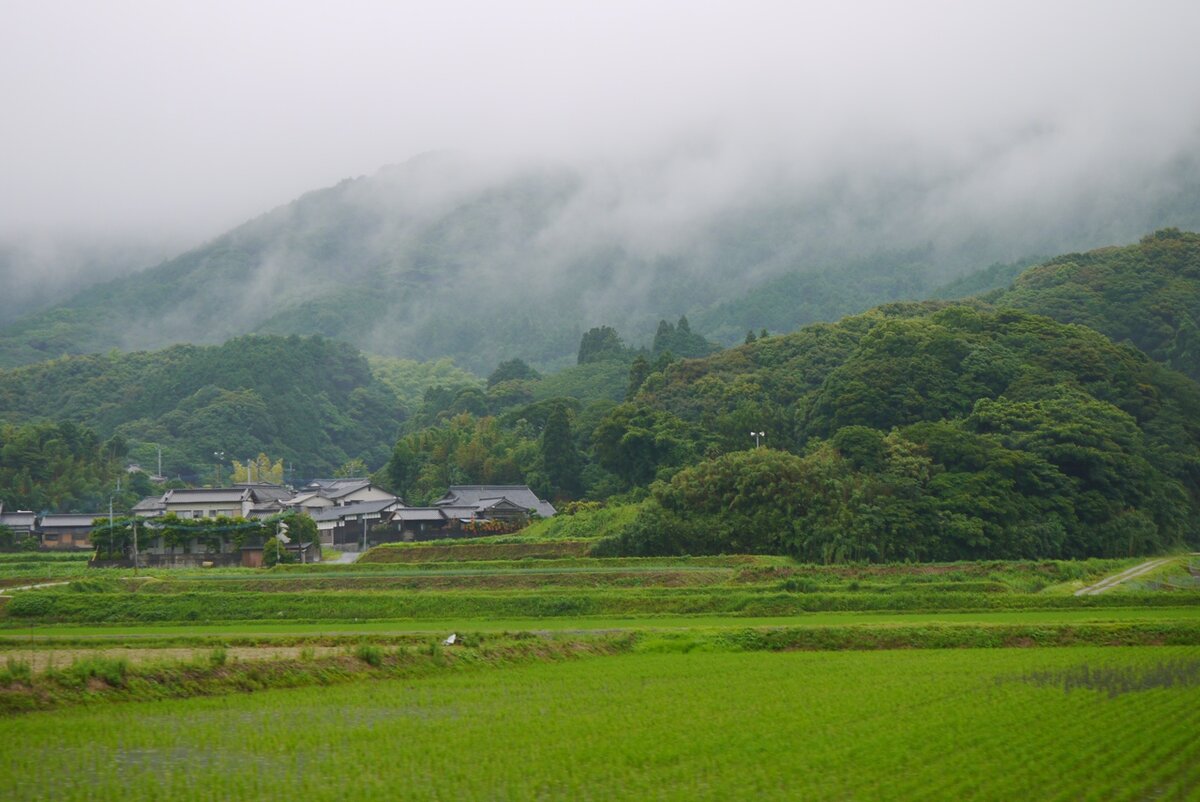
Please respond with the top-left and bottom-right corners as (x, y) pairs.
(2, 0), (1199, 242)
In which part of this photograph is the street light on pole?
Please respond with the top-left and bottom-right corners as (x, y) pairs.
(750, 431), (765, 449)
(213, 451), (225, 486)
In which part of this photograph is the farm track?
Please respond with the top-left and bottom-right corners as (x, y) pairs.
(1074, 558), (1176, 596)
(0, 581), (70, 595)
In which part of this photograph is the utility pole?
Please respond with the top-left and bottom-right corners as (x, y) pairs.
(132, 519), (139, 576)
(213, 451), (225, 486)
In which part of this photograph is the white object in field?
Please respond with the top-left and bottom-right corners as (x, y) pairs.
(443, 633), (457, 646)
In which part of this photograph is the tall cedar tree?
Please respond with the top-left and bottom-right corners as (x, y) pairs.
(540, 404), (581, 499)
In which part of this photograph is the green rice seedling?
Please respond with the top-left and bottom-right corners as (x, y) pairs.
(1, 647), (1196, 801)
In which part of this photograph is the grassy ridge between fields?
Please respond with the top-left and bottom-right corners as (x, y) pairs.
(3, 621), (1199, 715)
(4, 587), (1200, 624)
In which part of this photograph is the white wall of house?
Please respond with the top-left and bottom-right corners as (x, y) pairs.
(336, 487), (396, 506)
(163, 501), (247, 519)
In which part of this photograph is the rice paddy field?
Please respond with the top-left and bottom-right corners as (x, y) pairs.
(2, 647), (1198, 801)
(1, 545), (1198, 799)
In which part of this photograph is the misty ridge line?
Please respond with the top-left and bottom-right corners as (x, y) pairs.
(1, 130), (1199, 372)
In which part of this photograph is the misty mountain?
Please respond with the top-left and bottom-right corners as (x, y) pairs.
(0, 231), (181, 326)
(3, 148), (1200, 373)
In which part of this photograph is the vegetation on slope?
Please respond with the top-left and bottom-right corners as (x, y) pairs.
(0, 335), (404, 481)
(992, 228), (1200, 380)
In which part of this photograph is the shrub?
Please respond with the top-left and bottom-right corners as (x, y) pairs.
(355, 644), (384, 667)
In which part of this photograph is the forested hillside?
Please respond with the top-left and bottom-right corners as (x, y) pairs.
(5, 152), (1198, 373)
(0, 335), (404, 481)
(0, 420), (138, 514)
(592, 304), (1200, 561)
(991, 228), (1200, 381)
(5, 230), (1200, 561)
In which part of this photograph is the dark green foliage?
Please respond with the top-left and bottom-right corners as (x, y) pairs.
(652, 316), (720, 358)
(487, 358), (540, 387)
(540, 404), (581, 499)
(0, 523), (38, 552)
(0, 420), (125, 512)
(263, 536), (292, 567)
(993, 229), (1200, 380)
(577, 326), (629, 364)
(603, 303), (1200, 561)
(591, 404), (704, 488)
(381, 414), (532, 505)
(0, 334), (404, 480)
(626, 356), (651, 399)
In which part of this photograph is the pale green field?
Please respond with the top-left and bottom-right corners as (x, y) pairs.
(2, 605), (1197, 642)
(2, 646), (1197, 801)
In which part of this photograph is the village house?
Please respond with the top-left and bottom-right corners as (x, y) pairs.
(311, 497), (404, 547)
(38, 513), (101, 550)
(435, 485), (557, 520)
(369, 485), (558, 544)
(0, 508), (38, 539)
(286, 478), (397, 513)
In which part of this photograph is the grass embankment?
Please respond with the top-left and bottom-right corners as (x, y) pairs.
(7, 585), (1199, 626)
(357, 539), (596, 563)
(3, 622), (1199, 715)
(3, 647), (1198, 800)
(0, 632), (634, 715)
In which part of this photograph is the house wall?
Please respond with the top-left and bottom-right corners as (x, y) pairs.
(39, 529), (92, 550)
(337, 487), (396, 506)
(163, 501), (246, 519)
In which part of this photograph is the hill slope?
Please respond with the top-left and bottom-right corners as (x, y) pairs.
(991, 228), (1200, 381)
(603, 302), (1200, 560)
(4, 152), (1200, 372)
(0, 335), (404, 480)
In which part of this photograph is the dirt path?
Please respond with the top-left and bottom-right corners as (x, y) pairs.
(0, 580), (71, 595)
(1073, 558), (1175, 596)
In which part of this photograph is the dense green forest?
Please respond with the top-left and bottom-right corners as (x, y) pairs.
(0, 335), (405, 482)
(598, 305), (1200, 560)
(4, 230), (1200, 561)
(0, 420), (143, 513)
(992, 228), (1200, 381)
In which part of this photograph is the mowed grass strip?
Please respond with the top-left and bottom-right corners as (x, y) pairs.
(2, 647), (1196, 800)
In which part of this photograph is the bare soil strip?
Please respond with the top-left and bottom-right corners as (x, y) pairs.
(1074, 558), (1174, 596)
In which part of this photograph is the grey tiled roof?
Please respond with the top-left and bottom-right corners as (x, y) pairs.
(303, 479), (372, 499)
(164, 488), (251, 504)
(309, 498), (399, 523)
(435, 485), (556, 517)
(0, 512), (37, 530)
(132, 496), (166, 513)
(392, 508), (447, 522)
(40, 514), (103, 528)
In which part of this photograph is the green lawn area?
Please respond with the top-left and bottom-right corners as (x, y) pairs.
(3, 646), (1196, 801)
